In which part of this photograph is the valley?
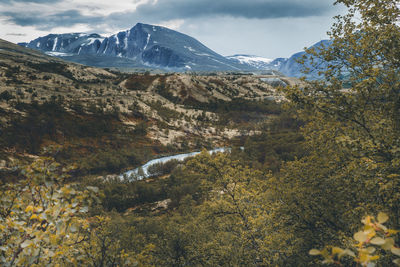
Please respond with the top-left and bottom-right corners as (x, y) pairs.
(1, 1), (398, 264)
(0, 38), (298, 181)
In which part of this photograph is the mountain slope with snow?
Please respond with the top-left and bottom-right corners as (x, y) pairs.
(226, 54), (273, 69)
(19, 23), (256, 72)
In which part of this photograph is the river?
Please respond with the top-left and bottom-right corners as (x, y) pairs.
(119, 147), (230, 181)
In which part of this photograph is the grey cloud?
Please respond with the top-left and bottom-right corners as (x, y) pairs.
(134, 0), (335, 20)
(0, 0), (62, 3)
(6, 33), (27, 36)
(1, 9), (102, 30)
(1, 0), (337, 31)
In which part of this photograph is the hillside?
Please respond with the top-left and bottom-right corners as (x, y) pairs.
(0, 38), (298, 178)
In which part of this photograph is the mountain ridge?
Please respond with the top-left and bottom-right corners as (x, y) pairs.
(19, 23), (255, 72)
(18, 23), (331, 78)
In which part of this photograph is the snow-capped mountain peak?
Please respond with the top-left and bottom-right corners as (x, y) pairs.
(19, 23), (256, 71)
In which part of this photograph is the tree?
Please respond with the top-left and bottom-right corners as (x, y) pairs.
(278, 0), (400, 264)
(0, 158), (99, 266)
(310, 212), (400, 266)
(166, 151), (300, 266)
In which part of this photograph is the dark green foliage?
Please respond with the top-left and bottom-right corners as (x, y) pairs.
(237, 111), (306, 172)
(101, 178), (168, 212)
(0, 90), (14, 101)
(0, 100), (165, 176)
(147, 159), (179, 177)
(25, 62), (75, 80)
(124, 73), (158, 91)
(2, 100), (117, 153)
(147, 101), (180, 122)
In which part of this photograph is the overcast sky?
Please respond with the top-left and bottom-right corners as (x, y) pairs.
(0, 0), (345, 58)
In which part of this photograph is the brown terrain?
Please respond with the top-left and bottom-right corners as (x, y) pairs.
(0, 38), (300, 178)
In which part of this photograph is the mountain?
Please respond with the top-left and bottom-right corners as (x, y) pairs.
(18, 23), (333, 77)
(19, 23), (255, 72)
(277, 40), (332, 79)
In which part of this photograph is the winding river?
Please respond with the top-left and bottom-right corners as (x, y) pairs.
(119, 148), (230, 181)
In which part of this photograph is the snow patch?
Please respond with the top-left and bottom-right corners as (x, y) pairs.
(227, 55), (273, 65)
(45, 51), (73, 57)
(195, 52), (211, 57)
(123, 35), (128, 49)
(52, 37), (58, 51)
(143, 33), (151, 50)
(184, 46), (196, 52)
(103, 39), (109, 54)
(87, 37), (104, 45)
(36, 42), (40, 48)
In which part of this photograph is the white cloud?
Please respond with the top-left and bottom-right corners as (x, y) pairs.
(156, 19), (185, 30)
(68, 0), (150, 16)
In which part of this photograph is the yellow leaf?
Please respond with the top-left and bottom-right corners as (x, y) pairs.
(382, 238), (395, 250)
(341, 249), (355, 258)
(365, 247), (376, 254)
(359, 252), (369, 263)
(388, 230), (400, 236)
(392, 247), (400, 256)
(377, 212), (389, 224)
(369, 255), (380, 261)
(364, 227), (376, 239)
(30, 214), (38, 220)
(362, 216), (372, 225)
(309, 249), (321, 255)
(370, 237), (385, 245)
(393, 258), (400, 266)
(354, 231), (368, 243)
(321, 259), (334, 264)
(332, 247), (343, 255)
(25, 205), (34, 213)
(20, 240), (32, 248)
